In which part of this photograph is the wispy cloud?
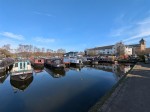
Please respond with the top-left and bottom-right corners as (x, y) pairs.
(33, 11), (54, 17)
(0, 32), (24, 40)
(110, 26), (132, 37)
(34, 37), (55, 43)
(110, 14), (150, 45)
(137, 17), (150, 25)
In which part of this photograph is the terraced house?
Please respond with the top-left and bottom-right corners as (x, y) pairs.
(85, 38), (146, 56)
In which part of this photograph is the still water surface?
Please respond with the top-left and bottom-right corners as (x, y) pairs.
(0, 64), (132, 112)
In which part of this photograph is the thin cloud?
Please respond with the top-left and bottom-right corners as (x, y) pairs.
(0, 32), (24, 40)
(34, 37), (55, 43)
(110, 26), (132, 37)
(111, 14), (150, 45)
(33, 11), (54, 17)
(123, 31), (150, 42)
(137, 17), (150, 25)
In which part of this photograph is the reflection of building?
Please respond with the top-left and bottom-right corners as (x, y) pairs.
(92, 63), (131, 75)
(85, 39), (146, 56)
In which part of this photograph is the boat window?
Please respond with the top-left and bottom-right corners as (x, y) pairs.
(24, 62), (25, 68)
(15, 63), (18, 67)
(55, 60), (61, 64)
(20, 63), (22, 69)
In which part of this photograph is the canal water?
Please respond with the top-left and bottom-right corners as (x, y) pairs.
(0, 63), (133, 112)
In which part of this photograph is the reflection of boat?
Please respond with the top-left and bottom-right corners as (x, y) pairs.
(45, 67), (66, 78)
(34, 66), (44, 74)
(10, 60), (33, 76)
(92, 63), (114, 73)
(69, 66), (83, 72)
(10, 73), (33, 91)
(0, 72), (8, 84)
(32, 65), (44, 73)
(45, 58), (65, 69)
(34, 69), (43, 74)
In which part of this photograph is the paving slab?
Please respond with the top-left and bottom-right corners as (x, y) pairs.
(97, 63), (150, 112)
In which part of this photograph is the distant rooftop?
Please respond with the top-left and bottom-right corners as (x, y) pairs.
(127, 44), (140, 47)
(87, 45), (114, 50)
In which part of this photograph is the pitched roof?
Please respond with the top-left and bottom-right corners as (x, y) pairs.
(127, 44), (140, 47)
(88, 45), (114, 50)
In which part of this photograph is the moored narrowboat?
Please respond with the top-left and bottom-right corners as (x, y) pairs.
(45, 58), (65, 69)
(63, 57), (70, 66)
(69, 57), (83, 66)
(0, 59), (5, 73)
(10, 60), (33, 76)
(30, 58), (44, 67)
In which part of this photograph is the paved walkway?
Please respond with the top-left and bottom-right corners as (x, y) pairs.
(99, 63), (150, 112)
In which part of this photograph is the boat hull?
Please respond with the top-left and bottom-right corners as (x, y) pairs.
(10, 70), (33, 76)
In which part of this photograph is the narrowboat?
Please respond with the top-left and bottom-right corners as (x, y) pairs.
(30, 58), (44, 67)
(10, 73), (33, 91)
(10, 60), (33, 76)
(63, 57), (70, 67)
(0, 59), (5, 73)
(69, 57), (83, 66)
(45, 58), (65, 69)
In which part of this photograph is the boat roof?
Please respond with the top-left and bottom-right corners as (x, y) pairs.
(14, 59), (30, 63)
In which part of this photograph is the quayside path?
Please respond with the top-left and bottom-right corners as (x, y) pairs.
(96, 62), (150, 112)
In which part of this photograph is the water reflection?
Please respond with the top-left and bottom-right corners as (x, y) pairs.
(10, 73), (33, 92)
(0, 66), (12, 84)
(89, 63), (132, 79)
(0, 71), (8, 84)
(33, 66), (44, 74)
(44, 67), (66, 78)
(0, 63), (134, 112)
(69, 66), (83, 72)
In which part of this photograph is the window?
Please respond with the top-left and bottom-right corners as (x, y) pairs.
(27, 62), (30, 65)
(24, 62), (25, 68)
(20, 63), (22, 69)
(15, 63), (18, 67)
(38, 60), (41, 62)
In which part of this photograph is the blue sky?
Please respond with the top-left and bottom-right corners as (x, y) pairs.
(0, 0), (150, 52)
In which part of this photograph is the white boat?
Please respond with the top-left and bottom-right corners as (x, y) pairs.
(10, 60), (33, 76)
(69, 57), (83, 66)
